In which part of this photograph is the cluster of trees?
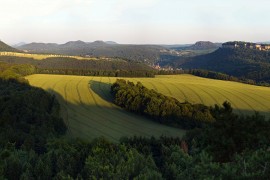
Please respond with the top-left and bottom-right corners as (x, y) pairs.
(0, 62), (35, 82)
(111, 79), (216, 129)
(0, 56), (157, 77)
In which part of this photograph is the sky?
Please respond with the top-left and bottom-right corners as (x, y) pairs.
(0, 0), (270, 44)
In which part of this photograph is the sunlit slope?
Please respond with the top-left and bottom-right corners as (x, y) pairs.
(26, 74), (270, 140)
(0, 51), (97, 60)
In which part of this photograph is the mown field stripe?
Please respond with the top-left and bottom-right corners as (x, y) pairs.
(163, 78), (242, 113)
(229, 88), (270, 111)
(167, 82), (188, 102)
(211, 86), (255, 113)
(191, 84), (221, 106)
(179, 83), (205, 104)
(200, 86), (242, 114)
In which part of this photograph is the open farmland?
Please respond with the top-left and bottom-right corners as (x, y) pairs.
(0, 51), (97, 60)
(26, 74), (270, 141)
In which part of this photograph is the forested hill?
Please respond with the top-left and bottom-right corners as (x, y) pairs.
(17, 41), (168, 63)
(0, 41), (20, 52)
(175, 48), (270, 83)
(183, 41), (219, 50)
(0, 56), (156, 77)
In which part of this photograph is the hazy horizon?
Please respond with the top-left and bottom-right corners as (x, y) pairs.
(1, 0), (270, 45)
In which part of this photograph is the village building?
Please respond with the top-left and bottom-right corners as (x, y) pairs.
(222, 41), (270, 51)
(261, 44), (270, 50)
(222, 42), (240, 48)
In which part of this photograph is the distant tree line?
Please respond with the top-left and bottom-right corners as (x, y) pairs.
(157, 69), (270, 86)
(37, 69), (155, 77)
(186, 69), (270, 86)
(111, 79), (217, 129)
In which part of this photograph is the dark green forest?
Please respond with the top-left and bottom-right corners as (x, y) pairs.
(0, 56), (156, 77)
(164, 48), (270, 84)
(0, 63), (269, 179)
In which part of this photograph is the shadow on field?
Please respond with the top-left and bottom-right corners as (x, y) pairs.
(89, 80), (114, 103)
(45, 88), (187, 142)
(46, 88), (119, 141)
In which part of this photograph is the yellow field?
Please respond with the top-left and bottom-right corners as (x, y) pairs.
(0, 51), (97, 60)
(26, 74), (270, 141)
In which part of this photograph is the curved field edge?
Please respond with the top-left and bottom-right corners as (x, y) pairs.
(25, 74), (270, 141)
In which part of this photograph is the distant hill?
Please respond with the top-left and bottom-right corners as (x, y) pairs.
(178, 48), (270, 83)
(185, 41), (219, 50)
(62, 40), (88, 47)
(0, 41), (20, 52)
(161, 44), (191, 49)
(105, 41), (118, 45)
(19, 42), (58, 52)
(12, 42), (26, 48)
(165, 41), (220, 51)
(17, 40), (169, 63)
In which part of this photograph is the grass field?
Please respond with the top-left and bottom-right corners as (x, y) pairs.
(26, 74), (270, 141)
(0, 51), (97, 60)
